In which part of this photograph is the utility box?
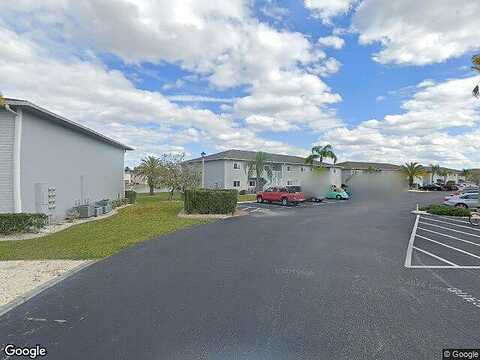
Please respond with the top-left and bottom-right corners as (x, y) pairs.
(78, 204), (95, 218)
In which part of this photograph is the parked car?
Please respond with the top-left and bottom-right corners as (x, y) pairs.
(420, 184), (443, 191)
(444, 187), (479, 201)
(442, 184), (459, 191)
(326, 185), (349, 200)
(257, 187), (306, 206)
(288, 185), (324, 202)
(443, 193), (479, 208)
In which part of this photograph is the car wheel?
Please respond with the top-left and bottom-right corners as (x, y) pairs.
(336, 194), (342, 200)
(281, 198), (288, 206)
(256, 196), (263, 203)
(455, 203), (468, 208)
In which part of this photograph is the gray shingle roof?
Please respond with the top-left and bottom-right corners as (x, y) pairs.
(187, 149), (336, 167)
(4, 98), (134, 150)
(336, 161), (401, 171)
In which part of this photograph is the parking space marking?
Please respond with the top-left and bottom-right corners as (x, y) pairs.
(406, 214), (480, 269)
(420, 217), (480, 232)
(418, 220), (480, 239)
(412, 246), (458, 267)
(417, 227), (480, 248)
(424, 214), (471, 225)
(404, 215), (419, 267)
(416, 234), (480, 261)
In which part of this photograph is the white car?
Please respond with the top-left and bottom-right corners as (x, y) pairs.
(443, 193), (479, 208)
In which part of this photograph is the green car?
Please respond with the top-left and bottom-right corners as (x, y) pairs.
(326, 187), (350, 200)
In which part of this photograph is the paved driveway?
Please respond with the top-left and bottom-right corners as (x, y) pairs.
(1, 192), (480, 359)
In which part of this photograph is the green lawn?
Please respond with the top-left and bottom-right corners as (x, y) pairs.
(238, 194), (257, 202)
(0, 194), (210, 260)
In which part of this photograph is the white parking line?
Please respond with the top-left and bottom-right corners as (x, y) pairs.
(405, 215), (419, 267)
(420, 217), (480, 232)
(412, 246), (458, 267)
(417, 226), (480, 248)
(416, 234), (480, 260)
(423, 214), (471, 225)
(419, 221), (480, 238)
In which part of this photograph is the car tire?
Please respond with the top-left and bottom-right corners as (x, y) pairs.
(256, 196), (263, 203)
(336, 194), (342, 200)
(281, 198), (288, 206)
(455, 203), (468, 208)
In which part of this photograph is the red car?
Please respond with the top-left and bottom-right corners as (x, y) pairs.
(256, 187), (306, 206)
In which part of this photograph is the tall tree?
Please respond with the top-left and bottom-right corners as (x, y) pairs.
(135, 156), (162, 195)
(400, 162), (426, 188)
(429, 164), (440, 184)
(438, 168), (450, 183)
(473, 54), (480, 98)
(247, 152), (273, 192)
(461, 168), (472, 181)
(160, 153), (200, 199)
(305, 144), (337, 165)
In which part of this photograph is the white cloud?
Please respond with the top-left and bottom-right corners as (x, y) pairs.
(320, 76), (480, 168)
(304, 0), (356, 24)
(244, 115), (299, 132)
(166, 95), (234, 103)
(317, 36), (345, 49)
(353, 0), (480, 65)
(0, 26), (306, 164)
(1, 0), (343, 136)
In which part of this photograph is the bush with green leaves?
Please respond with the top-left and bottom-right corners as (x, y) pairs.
(125, 190), (137, 204)
(0, 213), (49, 234)
(420, 204), (471, 217)
(112, 198), (129, 208)
(184, 189), (238, 214)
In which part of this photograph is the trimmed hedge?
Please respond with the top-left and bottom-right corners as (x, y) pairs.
(184, 189), (238, 214)
(125, 190), (137, 204)
(420, 204), (471, 217)
(112, 198), (129, 208)
(0, 213), (49, 235)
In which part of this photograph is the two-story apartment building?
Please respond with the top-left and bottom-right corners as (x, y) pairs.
(186, 150), (341, 192)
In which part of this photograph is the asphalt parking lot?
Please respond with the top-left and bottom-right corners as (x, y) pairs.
(1, 191), (480, 359)
(406, 213), (480, 268)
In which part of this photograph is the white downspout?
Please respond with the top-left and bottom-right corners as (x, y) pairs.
(6, 104), (22, 213)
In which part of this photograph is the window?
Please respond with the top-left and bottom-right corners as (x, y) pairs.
(287, 180), (293, 185)
(233, 181), (240, 187)
(265, 188), (273, 192)
(233, 162), (240, 169)
(249, 180), (255, 187)
(287, 166), (291, 171)
(301, 167), (304, 172)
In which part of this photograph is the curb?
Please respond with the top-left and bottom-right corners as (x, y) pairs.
(0, 260), (96, 318)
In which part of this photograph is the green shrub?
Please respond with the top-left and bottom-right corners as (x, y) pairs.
(184, 189), (238, 214)
(125, 190), (137, 204)
(0, 213), (49, 235)
(112, 198), (129, 208)
(420, 204), (471, 217)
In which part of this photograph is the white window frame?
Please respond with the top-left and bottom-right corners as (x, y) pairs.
(233, 180), (240, 187)
(233, 162), (240, 170)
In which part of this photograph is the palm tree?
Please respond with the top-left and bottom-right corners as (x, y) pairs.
(247, 152), (273, 192)
(400, 162), (426, 188)
(305, 144), (337, 166)
(461, 168), (472, 181)
(438, 168), (450, 184)
(429, 164), (440, 184)
(473, 54), (480, 98)
(135, 156), (162, 195)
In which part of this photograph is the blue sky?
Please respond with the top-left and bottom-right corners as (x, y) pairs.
(1, 0), (479, 169)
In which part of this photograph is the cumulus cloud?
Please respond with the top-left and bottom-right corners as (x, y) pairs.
(304, 0), (356, 24)
(352, 0), (480, 65)
(317, 36), (345, 49)
(1, 0), (343, 137)
(0, 26), (307, 164)
(320, 76), (480, 168)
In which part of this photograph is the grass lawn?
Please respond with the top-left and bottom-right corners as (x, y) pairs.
(238, 194), (257, 202)
(0, 194), (211, 260)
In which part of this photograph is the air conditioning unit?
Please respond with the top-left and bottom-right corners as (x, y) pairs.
(94, 207), (104, 217)
(78, 205), (95, 218)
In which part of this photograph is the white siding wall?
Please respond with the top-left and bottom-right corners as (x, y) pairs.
(0, 109), (15, 212)
(20, 111), (125, 220)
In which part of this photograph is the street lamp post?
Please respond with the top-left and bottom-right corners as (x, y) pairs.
(201, 152), (206, 188)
